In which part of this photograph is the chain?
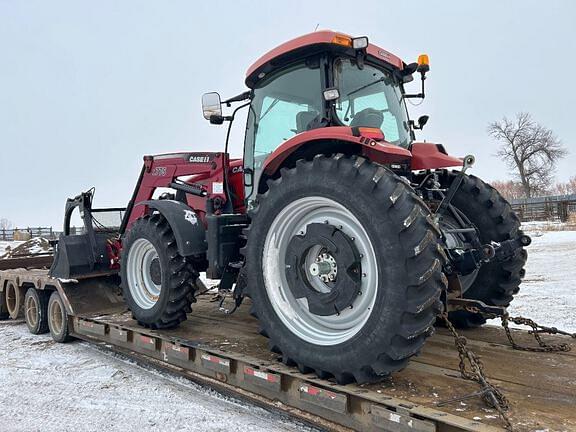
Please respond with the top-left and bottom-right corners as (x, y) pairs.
(440, 307), (575, 430)
(465, 306), (576, 352)
(439, 312), (513, 431)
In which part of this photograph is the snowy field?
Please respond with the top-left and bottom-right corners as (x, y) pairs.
(0, 226), (574, 431)
(499, 226), (576, 332)
(0, 323), (312, 432)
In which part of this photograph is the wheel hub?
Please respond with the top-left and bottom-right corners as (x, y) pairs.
(149, 258), (162, 285)
(309, 252), (337, 283)
(285, 223), (361, 316)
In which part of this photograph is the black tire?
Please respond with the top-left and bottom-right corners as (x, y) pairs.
(120, 213), (198, 329)
(443, 172), (527, 328)
(243, 155), (445, 384)
(48, 291), (72, 342)
(24, 288), (50, 334)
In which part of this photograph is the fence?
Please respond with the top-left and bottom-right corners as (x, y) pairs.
(0, 227), (60, 241)
(510, 194), (576, 222)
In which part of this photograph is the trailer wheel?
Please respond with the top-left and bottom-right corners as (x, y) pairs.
(24, 288), (50, 334)
(48, 291), (72, 343)
(442, 172), (527, 328)
(121, 213), (198, 329)
(243, 155), (445, 384)
(5, 281), (24, 319)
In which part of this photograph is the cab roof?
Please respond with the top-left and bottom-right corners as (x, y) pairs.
(245, 30), (404, 88)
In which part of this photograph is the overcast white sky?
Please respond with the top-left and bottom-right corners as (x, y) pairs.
(1, 0), (574, 227)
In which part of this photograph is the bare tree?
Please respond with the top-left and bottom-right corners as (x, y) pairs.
(488, 112), (567, 198)
(0, 218), (13, 230)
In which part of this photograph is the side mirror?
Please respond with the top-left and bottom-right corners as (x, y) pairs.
(202, 92), (222, 120)
(418, 115), (429, 129)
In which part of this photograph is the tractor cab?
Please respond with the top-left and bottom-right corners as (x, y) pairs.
(202, 31), (433, 204)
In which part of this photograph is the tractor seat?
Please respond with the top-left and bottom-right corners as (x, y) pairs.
(349, 108), (384, 129)
(296, 110), (320, 133)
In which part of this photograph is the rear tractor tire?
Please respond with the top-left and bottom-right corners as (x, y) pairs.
(24, 288), (50, 335)
(244, 155), (446, 384)
(441, 172), (527, 328)
(120, 214), (198, 329)
(48, 291), (72, 343)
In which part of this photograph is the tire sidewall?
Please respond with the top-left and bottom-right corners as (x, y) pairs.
(24, 288), (42, 334)
(48, 291), (69, 342)
(449, 173), (524, 301)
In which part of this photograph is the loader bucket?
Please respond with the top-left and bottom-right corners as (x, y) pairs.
(50, 232), (114, 279)
(49, 189), (125, 280)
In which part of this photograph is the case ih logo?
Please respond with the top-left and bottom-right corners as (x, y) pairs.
(188, 155), (210, 163)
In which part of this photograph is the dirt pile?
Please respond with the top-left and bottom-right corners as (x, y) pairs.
(0, 238), (53, 259)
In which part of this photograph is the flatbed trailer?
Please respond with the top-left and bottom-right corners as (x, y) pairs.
(1, 267), (575, 432)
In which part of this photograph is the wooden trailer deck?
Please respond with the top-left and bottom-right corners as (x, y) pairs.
(88, 294), (576, 431)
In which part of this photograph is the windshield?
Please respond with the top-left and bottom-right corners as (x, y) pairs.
(243, 61), (323, 198)
(334, 58), (411, 148)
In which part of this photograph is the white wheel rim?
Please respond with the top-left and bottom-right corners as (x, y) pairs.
(126, 238), (162, 310)
(262, 196), (378, 346)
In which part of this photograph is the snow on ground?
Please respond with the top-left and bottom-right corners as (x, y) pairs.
(493, 227), (576, 332)
(0, 323), (313, 432)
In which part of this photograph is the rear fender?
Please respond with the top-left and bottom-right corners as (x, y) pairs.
(261, 126), (411, 184)
(137, 200), (207, 257)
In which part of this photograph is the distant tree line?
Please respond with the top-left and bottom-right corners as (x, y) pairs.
(491, 177), (576, 201)
(0, 218), (13, 230)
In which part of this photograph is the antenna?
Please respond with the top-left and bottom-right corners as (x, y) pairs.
(314, 23), (319, 31)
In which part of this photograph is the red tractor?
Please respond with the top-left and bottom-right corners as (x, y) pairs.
(51, 31), (529, 384)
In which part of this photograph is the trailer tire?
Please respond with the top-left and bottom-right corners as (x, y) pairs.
(48, 291), (72, 343)
(443, 172), (527, 328)
(243, 155), (445, 384)
(24, 288), (50, 334)
(5, 281), (24, 319)
(121, 214), (198, 329)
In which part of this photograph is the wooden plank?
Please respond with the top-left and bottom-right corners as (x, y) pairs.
(92, 296), (576, 431)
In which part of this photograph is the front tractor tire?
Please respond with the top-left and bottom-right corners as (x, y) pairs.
(121, 214), (198, 329)
(244, 155), (446, 384)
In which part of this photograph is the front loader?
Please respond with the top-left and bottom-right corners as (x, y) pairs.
(50, 31), (530, 384)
